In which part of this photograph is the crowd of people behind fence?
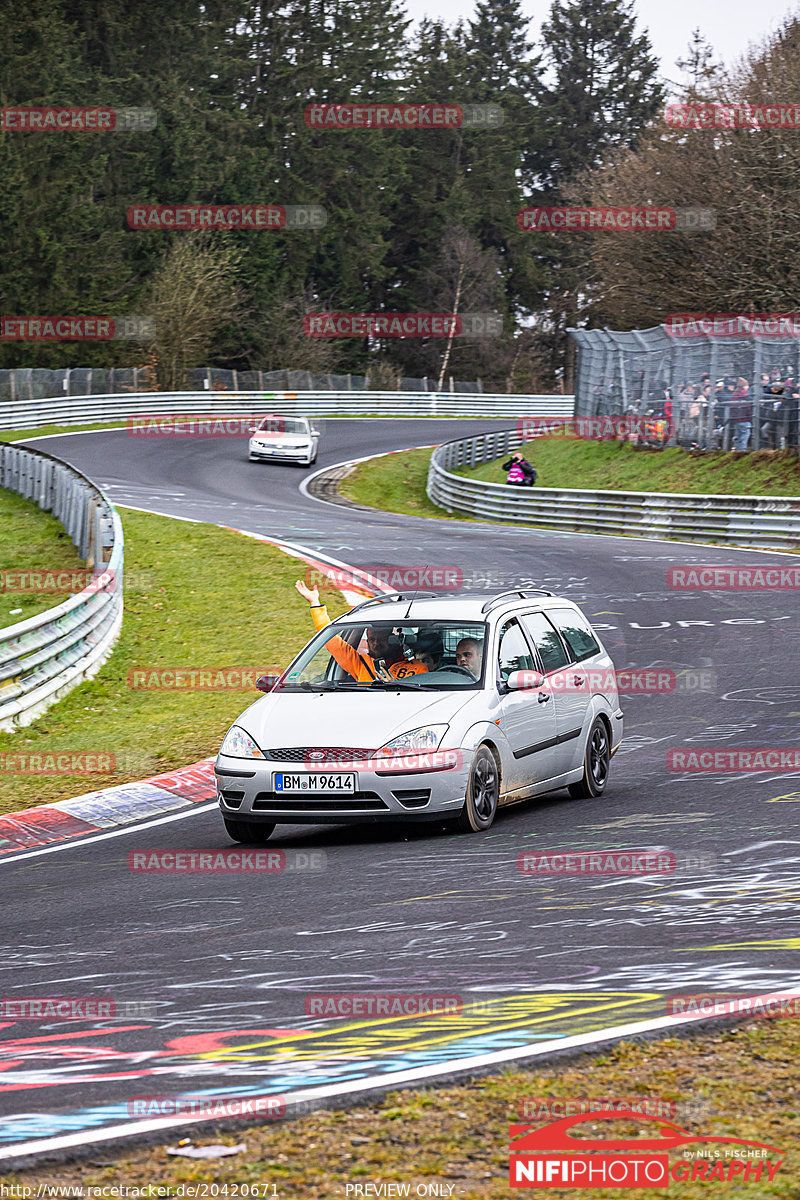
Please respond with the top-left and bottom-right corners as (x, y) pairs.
(592, 367), (800, 452)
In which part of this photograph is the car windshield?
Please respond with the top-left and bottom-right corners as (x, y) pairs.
(256, 417), (307, 435)
(275, 620), (488, 691)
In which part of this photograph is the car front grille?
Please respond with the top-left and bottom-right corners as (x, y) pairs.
(252, 791), (388, 812)
(265, 746), (375, 763)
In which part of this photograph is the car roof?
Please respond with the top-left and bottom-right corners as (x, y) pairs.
(330, 591), (576, 625)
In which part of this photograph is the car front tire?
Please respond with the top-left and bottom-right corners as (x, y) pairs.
(223, 817), (276, 843)
(455, 745), (499, 832)
(568, 717), (611, 798)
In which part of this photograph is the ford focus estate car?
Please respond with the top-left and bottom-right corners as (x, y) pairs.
(248, 415), (319, 465)
(215, 589), (623, 841)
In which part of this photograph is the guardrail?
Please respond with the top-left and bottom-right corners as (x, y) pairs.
(0, 391), (574, 431)
(0, 444), (123, 731)
(426, 430), (800, 550)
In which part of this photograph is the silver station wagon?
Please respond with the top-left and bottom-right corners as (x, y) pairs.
(215, 589), (624, 840)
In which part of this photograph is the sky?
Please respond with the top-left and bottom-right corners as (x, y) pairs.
(403, 0), (800, 85)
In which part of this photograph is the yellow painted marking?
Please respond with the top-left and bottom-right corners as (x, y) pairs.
(186, 992), (663, 1063)
(767, 791), (800, 803)
(681, 938), (800, 952)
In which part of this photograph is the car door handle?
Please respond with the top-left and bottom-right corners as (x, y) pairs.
(573, 676), (584, 686)
(537, 692), (551, 703)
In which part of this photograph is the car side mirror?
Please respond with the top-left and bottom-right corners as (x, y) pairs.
(507, 669), (545, 691)
(256, 673), (280, 693)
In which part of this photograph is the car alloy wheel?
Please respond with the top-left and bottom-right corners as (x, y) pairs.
(456, 745), (499, 832)
(568, 717), (610, 799)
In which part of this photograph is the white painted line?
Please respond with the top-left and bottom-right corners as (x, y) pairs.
(2, 997), (794, 1162)
(222, 527), (395, 596)
(0, 802), (218, 866)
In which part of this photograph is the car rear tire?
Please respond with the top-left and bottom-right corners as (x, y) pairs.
(568, 717), (610, 799)
(223, 817), (276, 843)
(455, 745), (499, 832)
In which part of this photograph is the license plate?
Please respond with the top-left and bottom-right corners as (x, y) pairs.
(274, 772), (356, 793)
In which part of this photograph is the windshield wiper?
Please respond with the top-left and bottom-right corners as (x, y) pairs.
(368, 678), (423, 690)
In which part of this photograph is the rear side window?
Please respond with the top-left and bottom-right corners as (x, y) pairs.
(497, 620), (535, 681)
(550, 608), (601, 662)
(519, 612), (569, 673)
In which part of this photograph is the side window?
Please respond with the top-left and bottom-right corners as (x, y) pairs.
(550, 609), (602, 663)
(496, 620), (535, 682)
(519, 612), (570, 674)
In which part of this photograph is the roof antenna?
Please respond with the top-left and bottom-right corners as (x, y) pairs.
(404, 563), (430, 619)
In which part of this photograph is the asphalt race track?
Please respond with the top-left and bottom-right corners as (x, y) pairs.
(2, 419), (799, 1160)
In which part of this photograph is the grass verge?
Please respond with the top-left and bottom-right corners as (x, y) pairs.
(339, 449), (461, 519)
(4, 1018), (796, 1197)
(456, 438), (800, 496)
(338, 441), (800, 527)
(1, 421), (129, 443)
(0, 507), (347, 815)
(0, 487), (86, 626)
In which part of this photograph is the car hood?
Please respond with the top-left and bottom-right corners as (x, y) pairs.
(231, 689), (475, 751)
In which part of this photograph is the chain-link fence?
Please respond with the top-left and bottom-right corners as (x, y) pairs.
(569, 325), (800, 452)
(0, 366), (484, 403)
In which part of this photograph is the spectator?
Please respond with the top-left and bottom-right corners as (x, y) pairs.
(729, 376), (752, 451)
(503, 452), (537, 487)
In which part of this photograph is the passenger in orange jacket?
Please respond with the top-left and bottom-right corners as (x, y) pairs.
(295, 579), (429, 681)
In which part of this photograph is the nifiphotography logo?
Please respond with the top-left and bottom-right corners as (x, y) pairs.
(508, 1111), (785, 1188)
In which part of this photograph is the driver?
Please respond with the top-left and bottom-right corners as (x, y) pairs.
(455, 637), (483, 677)
(295, 579), (427, 682)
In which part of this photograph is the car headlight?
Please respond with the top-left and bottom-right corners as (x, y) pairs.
(375, 725), (449, 756)
(220, 725), (265, 759)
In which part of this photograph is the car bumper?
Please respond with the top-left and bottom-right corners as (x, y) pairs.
(249, 444), (312, 461)
(214, 752), (470, 824)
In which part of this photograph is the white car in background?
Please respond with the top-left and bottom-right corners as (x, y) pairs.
(248, 416), (319, 466)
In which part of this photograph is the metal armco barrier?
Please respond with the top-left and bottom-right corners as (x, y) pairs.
(0, 391), (574, 430)
(0, 444), (123, 731)
(426, 431), (800, 550)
